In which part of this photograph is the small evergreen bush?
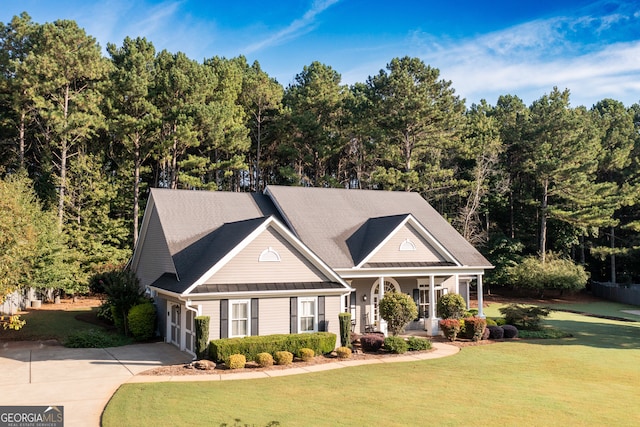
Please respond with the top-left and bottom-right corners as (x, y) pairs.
(127, 302), (156, 341)
(436, 293), (466, 319)
(338, 312), (352, 348)
(336, 346), (352, 359)
(487, 325), (504, 339)
(379, 292), (418, 335)
(495, 317), (507, 326)
(274, 351), (293, 366)
(208, 332), (336, 362)
(226, 354), (246, 369)
(255, 352), (274, 367)
(499, 304), (550, 330)
(407, 336), (432, 351)
(194, 316), (210, 359)
(298, 347), (315, 361)
(360, 333), (384, 352)
(384, 336), (408, 354)
(502, 325), (519, 339)
(485, 317), (497, 327)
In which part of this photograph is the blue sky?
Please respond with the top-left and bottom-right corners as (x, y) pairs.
(2, 0), (640, 108)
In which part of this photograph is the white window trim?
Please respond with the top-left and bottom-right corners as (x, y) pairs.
(229, 299), (251, 338)
(298, 297), (318, 333)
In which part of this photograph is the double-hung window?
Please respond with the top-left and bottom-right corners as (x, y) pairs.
(230, 299), (250, 337)
(299, 297), (317, 333)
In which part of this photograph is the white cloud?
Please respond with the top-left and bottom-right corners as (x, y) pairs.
(242, 0), (340, 54)
(407, 6), (640, 107)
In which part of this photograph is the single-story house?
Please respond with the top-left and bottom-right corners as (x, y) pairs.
(130, 186), (492, 355)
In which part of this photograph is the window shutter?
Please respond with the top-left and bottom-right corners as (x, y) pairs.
(290, 297), (298, 333)
(251, 298), (259, 336)
(412, 289), (420, 320)
(220, 299), (228, 339)
(318, 296), (326, 331)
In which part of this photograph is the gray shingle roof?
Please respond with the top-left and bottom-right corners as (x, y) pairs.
(346, 214), (409, 265)
(141, 186), (491, 296)
(150, 188), (282, 255)
(265, 185), (491, 268)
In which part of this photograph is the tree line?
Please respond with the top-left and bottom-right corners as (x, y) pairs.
(1, 12), (639, 298)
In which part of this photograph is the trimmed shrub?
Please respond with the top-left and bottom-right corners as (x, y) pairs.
(499, 304), (551, 330)
(255, 352), (274, 367)
(482, 327), (490, 340)
(226, 354), (246, 370)
(439, 318), (462, 341)
(384, 336), (408, 354)
(502, 325), (519, 339)
(298, 347), (315, 361)
(336, 346), (352, 359)
(338, 312), (352, 348)
(495, 317), (507, 326)
(208, 332), (336, 362)
(463, 317), (487, 342)
(274, 351), (293, 366)
(436, 293), (466, 319)
(360, 333), (384, 352)
(194, 316), (210, 359)
(485, 317), (497, 327)
(127, 302), (156, 341)
(407, 336), (432, 351)
(379, 292), (418, 335)
(487, 325), (504, 339)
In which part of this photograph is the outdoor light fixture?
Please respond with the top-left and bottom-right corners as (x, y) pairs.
(362, 294), (367, 301)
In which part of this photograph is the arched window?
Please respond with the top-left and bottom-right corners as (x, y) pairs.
(258, 247), (281, 262)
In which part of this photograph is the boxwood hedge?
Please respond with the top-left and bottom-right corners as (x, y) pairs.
(208, 332), (336, 362)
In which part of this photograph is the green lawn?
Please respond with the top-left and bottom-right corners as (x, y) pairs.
(103, 302), (640, 427)
(0, 307), (98, 341)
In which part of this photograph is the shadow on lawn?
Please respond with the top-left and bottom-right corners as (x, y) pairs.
(535, 318), (640, 349)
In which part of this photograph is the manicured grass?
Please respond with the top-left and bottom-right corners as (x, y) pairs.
(0, 307), (98, 341)
(103, 304), (640, 426)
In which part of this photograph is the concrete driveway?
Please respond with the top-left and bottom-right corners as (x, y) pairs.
(0, 341), (191, 427)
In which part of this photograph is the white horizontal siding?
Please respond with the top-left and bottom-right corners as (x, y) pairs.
(199, 300), (220, 341)
(258, 298), (291, 335)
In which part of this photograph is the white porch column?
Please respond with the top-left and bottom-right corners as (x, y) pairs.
(477, 274), (485, 318)
(378, 276), (387, 335)
(454, 274), (459, 295)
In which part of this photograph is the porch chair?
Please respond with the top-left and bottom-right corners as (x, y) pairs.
(363, 312), (376, 333)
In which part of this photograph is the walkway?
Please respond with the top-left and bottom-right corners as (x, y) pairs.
(129, 342), (459, 383)
(0, 341), (458, 427)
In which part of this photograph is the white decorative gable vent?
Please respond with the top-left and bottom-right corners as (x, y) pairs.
(399, 238), (417, 251)
(259, 247), (281, 262)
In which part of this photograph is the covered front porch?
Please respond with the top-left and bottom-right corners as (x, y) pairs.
(342, 269), (485, 336)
